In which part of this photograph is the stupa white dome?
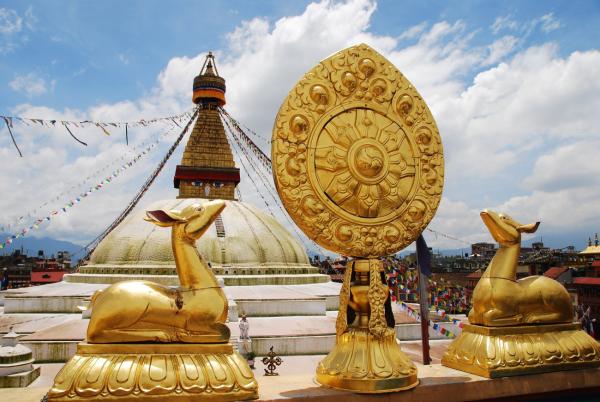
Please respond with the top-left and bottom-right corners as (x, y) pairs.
(65, 198), (328, 286)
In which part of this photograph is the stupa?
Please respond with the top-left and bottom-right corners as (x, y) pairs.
(1, 53), (341, 362)
(0, 329), (39, 387)
(64, 52), (328, 287)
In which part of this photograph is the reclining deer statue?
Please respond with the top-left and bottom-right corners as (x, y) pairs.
(468, 210), (573, 326)
(87, 200), (230, 343)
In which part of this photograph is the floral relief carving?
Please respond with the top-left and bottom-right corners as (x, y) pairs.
(272, 43), (444, 257)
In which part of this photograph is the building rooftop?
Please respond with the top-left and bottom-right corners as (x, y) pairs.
(573, 277), (600, 286)
(580, 245), (600, 255)
(543, 266), (569, 279)
(466, 270), (483, 279)
(580, 233), (600, 255)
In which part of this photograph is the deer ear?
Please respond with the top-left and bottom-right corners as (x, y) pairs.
(145, 210), (177, 227)
(517, 222), (540, 233)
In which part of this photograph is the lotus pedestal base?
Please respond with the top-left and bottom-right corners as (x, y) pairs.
(46, 342), (258, 402)
(442, 322), (600, 378)
(316, 327), (418, 393)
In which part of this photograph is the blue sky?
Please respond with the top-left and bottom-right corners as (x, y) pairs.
(2, 1), (598, 112)
(0, 1), (305, 111)
(1, 0), (600, 252)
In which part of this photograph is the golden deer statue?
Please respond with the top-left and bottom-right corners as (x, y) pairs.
(443, 209), (600, 377)
(87, 200), (230, 343)
(468, 210), (573, 326)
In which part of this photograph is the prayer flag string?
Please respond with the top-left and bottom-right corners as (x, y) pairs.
(62, 122), (88, 146)
(1, 109), (195, 154)
(398, 301), (464, 338)
(3, 116), (23, 157)
(0, 108), (194, 131)
(0, 124), (180, 232)
(222, 111), (328, 255)
(77, 107), (199, 261)
(0, 125), (178, 250)
(219, 107), (271, 170)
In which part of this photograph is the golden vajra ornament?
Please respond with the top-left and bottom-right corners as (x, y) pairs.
(272, 43), (444, 393)
(47, 200), (258, 401)
(442, 210), (600, 377)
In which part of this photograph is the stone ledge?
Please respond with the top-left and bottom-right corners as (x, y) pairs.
(3, 355), (600, 401)
(4, 296), (87, 314)
(0, 366), (40, 388)
(252, 335), (336, 356)
(21, 342), (78, 363)
(237, 298), (327, 317)
(254, 358), (600, 401)
(63, 273), (331, 286)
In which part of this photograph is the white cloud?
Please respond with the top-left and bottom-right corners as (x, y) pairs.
(429, 197), (488, 248)
(73, 67), (87, 77)
(523, 140), (600, 192)
(482, 35), (518, 65)
(398, 22), (427, 41)
(9, 72), (53, 96)
(118, 53), (130, 65)
(436, 44), (600, 181)
(491, 12), (562, 37)
(0, 8), (22, 34)
(23, 6), (37, 30)
(491, 15), (518, 34)
(0, 0), (598, 252)
(539, 12), (561, 33)
(496, 187), (600, 234)
(0, 7), (36, 53)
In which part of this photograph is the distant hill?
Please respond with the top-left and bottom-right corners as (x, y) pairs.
(0, 234), (84, 264)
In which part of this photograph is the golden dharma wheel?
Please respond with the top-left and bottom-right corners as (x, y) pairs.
(272, 44), (444, 258)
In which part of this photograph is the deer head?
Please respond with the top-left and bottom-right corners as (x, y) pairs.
(145, 200), (226, 240)
(480, 210), (539, 246)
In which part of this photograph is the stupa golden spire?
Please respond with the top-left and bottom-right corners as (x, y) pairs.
(174, 52), (240, 199)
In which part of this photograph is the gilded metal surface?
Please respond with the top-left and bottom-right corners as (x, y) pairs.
(442, 323), (600, 378)
(443, 210), (600, 377)
(47, 343), (258, 402)
(469, 210), (572, 326)
(272, 43), (444, 258)
(272, 44), (432, 393)
(316, 327), (418, 393)
(367, 260), (388, 338)
(49, 200), (258, 401)
(316, 258), (418, 392)
(335, 261), (353, 338)
(87, 200), (230, 343)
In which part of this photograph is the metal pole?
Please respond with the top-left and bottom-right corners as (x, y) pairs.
(416, 258), (431, 365)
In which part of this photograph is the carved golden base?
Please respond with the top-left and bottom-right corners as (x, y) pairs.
(442, 322), (600, 378)
(46, 342), (258, 402)
(316, 327), (418, 393)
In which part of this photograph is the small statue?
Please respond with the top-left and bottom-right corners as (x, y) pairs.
(262, 346), (282, 376)
(239, 314), (250, 340)
(87, 200), (230, 343)
(468, 210), (572, 326)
